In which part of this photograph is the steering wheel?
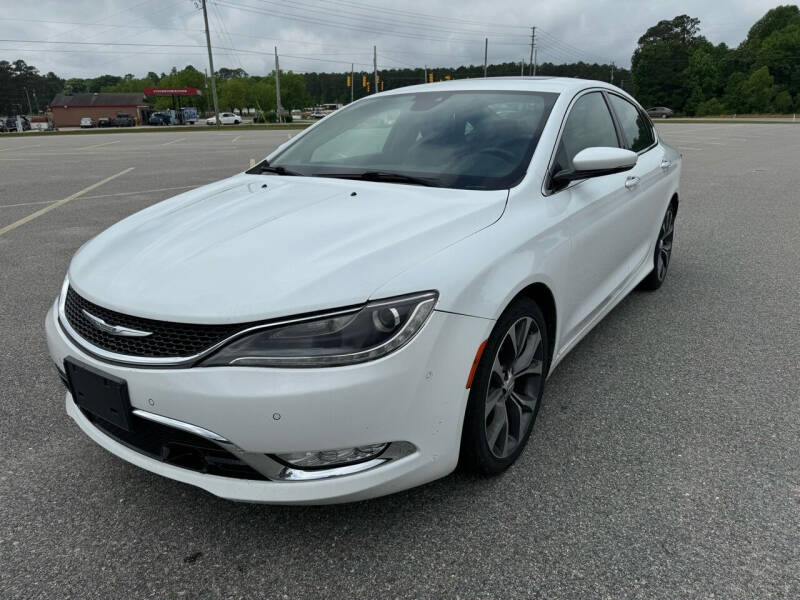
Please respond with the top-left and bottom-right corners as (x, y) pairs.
(475, 147), (517, 163)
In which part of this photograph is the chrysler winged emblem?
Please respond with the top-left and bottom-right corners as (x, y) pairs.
(82, 309), (153, 337)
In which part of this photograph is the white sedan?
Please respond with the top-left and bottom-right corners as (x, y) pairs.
(206, 112), (241, 125)
(46, 78), (680, 503)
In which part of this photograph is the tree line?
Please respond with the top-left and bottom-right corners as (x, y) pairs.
(2, 4), (797, 117)
(632, 6), (800, 115)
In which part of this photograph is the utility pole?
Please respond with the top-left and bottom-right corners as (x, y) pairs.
(373, 45), (378, 94)
(32, 90), (39, 113)
(23, 87), (33, 114)
(424, 65), (427, 83)
(483, 38), (488, 78)
(528, 27), (536, 76)
(350, 63), (354, 103)
(274, 46), (283, 122)
(610, 61), (615, 85)
(201, 0), (221, 129)
(520, 59), (524, 77)
(533, 46), (537, 76)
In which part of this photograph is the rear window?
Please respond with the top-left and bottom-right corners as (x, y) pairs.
(609, 95), (655, 152)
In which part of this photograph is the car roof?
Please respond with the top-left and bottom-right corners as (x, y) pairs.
(379, 76), (628, 97)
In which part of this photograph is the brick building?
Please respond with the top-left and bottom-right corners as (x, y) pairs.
(50, 92), (149, 127)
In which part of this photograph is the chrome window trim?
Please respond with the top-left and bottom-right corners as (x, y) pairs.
(541, 87), (622, 197)
(604, 91), (658, 155)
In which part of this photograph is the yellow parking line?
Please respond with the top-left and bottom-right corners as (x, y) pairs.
(0, 167), (134, 237)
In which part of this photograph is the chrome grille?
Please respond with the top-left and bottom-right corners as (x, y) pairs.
(62, 286), (247, 359)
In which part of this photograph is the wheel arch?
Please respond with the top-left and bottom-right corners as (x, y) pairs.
(506, 281), (557, 371)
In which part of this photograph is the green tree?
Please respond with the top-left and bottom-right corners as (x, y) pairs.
(683, 49), (719, 114)
(632, 15), (707, 111)
(740, 66), (777, 112)
(773, 90), (793, 113)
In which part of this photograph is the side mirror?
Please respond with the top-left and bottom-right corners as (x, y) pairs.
(552, 147), (638, 186)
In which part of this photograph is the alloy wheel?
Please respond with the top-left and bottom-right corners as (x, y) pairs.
(656, 206), (675, 282)
(484, 317), (544, 459)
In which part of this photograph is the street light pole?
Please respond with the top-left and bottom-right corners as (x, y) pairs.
(201, 0), (221, 129)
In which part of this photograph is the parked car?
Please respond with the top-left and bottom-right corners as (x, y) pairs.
(97, 117), (112, 128)
(46, 78), (681, 504)
(206, 112), (241, 125)
(4, 115), (31, 132)
(148, 112), (171, 126)
(0, 117), (8, 133)
(182, 107), (199, 125)
(80, 117), (95, 128)
(646, 106), (674, 119)
(114, 113), (135, 127)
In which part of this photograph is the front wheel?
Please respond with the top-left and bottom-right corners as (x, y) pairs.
(460, 297), (548, 476)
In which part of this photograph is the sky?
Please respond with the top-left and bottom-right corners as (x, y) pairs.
(1, 0), (788, 78)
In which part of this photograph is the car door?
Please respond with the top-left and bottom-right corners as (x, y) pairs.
(546, 90), (643, 343)
(606, 93), (666, 272)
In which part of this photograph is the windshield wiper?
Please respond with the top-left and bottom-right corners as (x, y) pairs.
(257, 164), (303, 176)
(247, 160), (303, 176)
(319, 171), (438, 187)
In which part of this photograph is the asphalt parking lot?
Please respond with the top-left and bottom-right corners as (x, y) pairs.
(1, 124), (798, 598)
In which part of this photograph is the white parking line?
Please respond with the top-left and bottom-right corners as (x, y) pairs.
(78, 139), (120, 151)
(161, 137), (186, 146)
(0, 167), (134, 237)
(232, 135), (242, 143)
(0, 184), (203, 209)
(0, 144), (41, 152)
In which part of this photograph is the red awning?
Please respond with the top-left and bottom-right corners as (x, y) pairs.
(144, 87), (202, 96)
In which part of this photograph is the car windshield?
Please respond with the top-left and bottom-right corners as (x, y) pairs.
(269, 90), (558, 190)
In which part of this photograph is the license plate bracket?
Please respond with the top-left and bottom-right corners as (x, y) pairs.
(64, 357), (132, 432)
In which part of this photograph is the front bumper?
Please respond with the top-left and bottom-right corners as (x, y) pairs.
(46, 303), (492, 503)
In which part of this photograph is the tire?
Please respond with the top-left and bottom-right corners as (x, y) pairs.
(460, 297), (548, 476)
(639, 202), (676, 291)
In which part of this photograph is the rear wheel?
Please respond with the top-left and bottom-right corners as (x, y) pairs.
(460, 297), (548, 476)
(639, 203), (676, 291)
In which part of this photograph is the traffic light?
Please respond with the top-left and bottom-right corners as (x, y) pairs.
(362, 75), (367, 88)
(366, 81), (370, 92)
(346, 75), (351, 88)
(428, 72), (434, 83)
(380, 80), (384, 91)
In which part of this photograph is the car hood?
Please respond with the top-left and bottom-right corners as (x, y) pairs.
(68, 174), (507, 323)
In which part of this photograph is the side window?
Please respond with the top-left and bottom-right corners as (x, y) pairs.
(608, 95), (654, 152)
(552, 92), (619, 176)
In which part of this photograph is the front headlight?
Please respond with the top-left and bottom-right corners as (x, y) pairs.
(199, 291), (437, 367)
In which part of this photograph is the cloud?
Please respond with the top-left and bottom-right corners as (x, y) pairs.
(1, 0), (785, 77)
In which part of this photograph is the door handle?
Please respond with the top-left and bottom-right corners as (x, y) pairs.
(660, 159), (672, 169)
(624, 176), (641, 190)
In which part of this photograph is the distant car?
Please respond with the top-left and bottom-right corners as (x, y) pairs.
(646, 106), (674, 119)
(114, 113), (135, 127)
(5, 115), (31, 132)
(309, 112), (327, 119)
(182, 107), (199, 125)
(97, 117), (112, 128)
(148, 112), (171, 126)
(80, 117), (95, 128)
(206, 112), (241, 125)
